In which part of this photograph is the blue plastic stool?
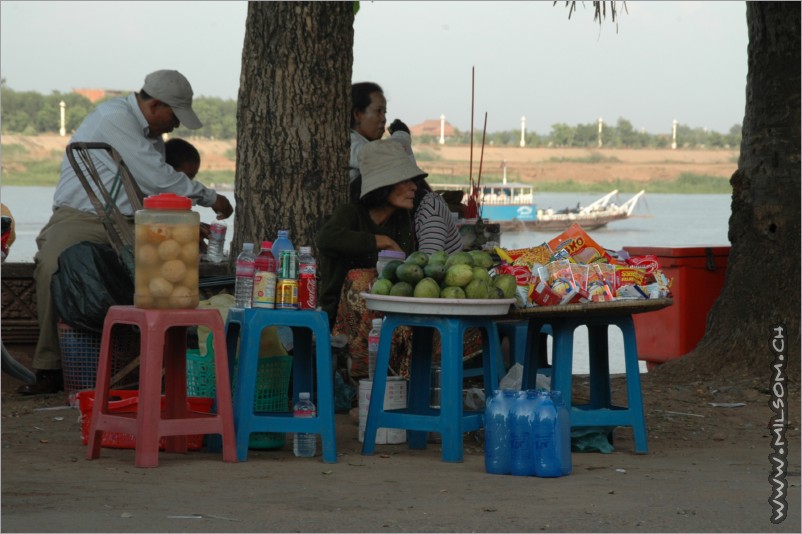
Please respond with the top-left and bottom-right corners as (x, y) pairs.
(361, 313), (502, 463)
(523, 314), (648, 453)
(224, 308), (337, 463)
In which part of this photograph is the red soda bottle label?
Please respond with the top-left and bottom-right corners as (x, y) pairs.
(298, 273), (317, 309)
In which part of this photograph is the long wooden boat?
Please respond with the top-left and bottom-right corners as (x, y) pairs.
(432, 182), (645, 232)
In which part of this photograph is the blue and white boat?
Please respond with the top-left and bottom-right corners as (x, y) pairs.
(432, 182), (645, 232)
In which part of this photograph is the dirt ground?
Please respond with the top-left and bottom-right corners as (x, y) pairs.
(1, 133), (738, 185)
(1, 341), (799, 533)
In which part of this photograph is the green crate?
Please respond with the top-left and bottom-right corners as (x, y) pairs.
(187, 335), (292, 450)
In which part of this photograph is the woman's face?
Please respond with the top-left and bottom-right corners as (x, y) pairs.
(387, 179), (417, 210)
(354, 92), (387, 141)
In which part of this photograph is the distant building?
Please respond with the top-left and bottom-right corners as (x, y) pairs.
(73, 88), (127, 103)
(410, 119), (457, 138)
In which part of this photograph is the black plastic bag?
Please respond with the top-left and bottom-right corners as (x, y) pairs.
(51, 241), (134, 333)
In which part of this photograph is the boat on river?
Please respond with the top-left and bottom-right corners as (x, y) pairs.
(431, 182), (646, 232)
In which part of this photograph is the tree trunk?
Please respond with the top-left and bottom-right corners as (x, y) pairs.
(656, 2), (800, 383)
(235, 1), (354, 257)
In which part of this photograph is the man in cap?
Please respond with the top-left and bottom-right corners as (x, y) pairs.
(19, 70), (233, 395)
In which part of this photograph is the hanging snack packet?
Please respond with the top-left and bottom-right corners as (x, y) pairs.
(586, 264), (614, 302)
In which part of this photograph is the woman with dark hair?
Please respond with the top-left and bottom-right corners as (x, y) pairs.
(349, 82), (415, 201)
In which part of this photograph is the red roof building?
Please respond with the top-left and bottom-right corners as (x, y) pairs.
(410, 119), (457, 137)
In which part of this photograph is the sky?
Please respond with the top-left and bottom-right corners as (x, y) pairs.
(0, 1), (748, 135)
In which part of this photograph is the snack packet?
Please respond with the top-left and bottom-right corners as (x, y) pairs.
(548, 223), (614, 264)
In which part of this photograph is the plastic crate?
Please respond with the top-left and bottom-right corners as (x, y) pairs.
(57, 321), (139, 406)
(76, 390), (213, 450)
(187, 336), (291, 450)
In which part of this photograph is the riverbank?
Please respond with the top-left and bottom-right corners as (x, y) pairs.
(1, 134), (737, 193)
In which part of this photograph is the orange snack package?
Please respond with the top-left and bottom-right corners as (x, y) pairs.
(548, 223), (614, 264)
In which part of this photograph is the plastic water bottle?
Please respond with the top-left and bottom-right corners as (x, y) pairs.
(233, 242), (256, 308)
(533, 390), (563, 478)
(367, 318), (383, 380)
(550, 390), (572, 476)
(271, 230), (294, 260)
(252, 240), (277, 308)
(297, 246), (317, 310)
(293, 392), (317, 457)
(510, 390), (538, 476)
(484, 389), (517, 475)
(205, 220), (227, 263)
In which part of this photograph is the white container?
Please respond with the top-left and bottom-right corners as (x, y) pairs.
(358, 377), (407, 444)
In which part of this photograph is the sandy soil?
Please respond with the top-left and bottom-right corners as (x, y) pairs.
(1, 342), (799, 533)
(1, 134), (737, 184)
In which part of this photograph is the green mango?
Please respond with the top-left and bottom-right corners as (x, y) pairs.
(413, 277), (441, 298)
(380, 260), (404, 282)
(396, 262), (424, 284)
(389, 281), (414, 297)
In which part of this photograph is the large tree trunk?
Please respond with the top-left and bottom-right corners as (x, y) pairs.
(656, 2), (800, 383)
(235, 1), (354, 256)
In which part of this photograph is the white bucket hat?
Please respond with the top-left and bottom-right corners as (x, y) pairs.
(142, 70), (202, 129)
(358, 139), (427, 198)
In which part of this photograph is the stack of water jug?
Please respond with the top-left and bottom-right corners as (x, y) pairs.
(484, 389), (572, 477)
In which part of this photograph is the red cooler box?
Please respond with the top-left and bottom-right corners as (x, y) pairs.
(623, 245), (730, 368)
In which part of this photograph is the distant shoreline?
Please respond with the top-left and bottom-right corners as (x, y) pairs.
(1, 134), (737, 194)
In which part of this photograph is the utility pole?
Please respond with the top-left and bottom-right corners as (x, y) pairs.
(59, 101), (67, 137)
(519, 116), (526, 147)
(439, 114), (445, 145)
(671, 119), (678, 150)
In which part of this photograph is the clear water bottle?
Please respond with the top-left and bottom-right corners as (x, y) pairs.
(297, 246), (317, 310)
(233, 242), (256, 309)
(367, 318), (383, 380)
(271, 230), (294, 260)
(252, 240), (277, 308)
(206, 220), (227, 263)
(293, 392), (317, 457)
(550, 390), (572, 476)
(533, 390), (563, 478)
(510, 390), (538, 476)
(484, 389), (517, 475)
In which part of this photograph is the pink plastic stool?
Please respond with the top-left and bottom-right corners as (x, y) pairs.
(86, 306), (237, 467)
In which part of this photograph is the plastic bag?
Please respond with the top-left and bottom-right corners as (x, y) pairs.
(51, 241), (134, 333)
(499, 363), (524, 390)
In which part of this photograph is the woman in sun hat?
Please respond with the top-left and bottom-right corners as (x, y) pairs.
(317, 139), (424, 325)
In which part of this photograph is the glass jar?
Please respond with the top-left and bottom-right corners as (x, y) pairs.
(134, 193), (200, 309)
(376, 250), (406, 275)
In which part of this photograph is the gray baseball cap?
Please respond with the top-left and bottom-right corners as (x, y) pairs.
(142, 70), (202, 129)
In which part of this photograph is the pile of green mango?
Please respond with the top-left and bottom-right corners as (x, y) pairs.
(371, 249), (517, 300)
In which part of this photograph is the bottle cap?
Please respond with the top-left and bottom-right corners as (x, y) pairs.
(299, 392), (310, 400)
(143, 193), (192, 210)
(278, 230), (289, 237)
(300, 246), (312, 254)
(243, 242), (254, 252)
(261, 240), (272, 249)
(372, 318), (383, 328)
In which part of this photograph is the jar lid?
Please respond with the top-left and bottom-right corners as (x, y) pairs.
(143, 193), (192, 210)
(378, 250), (406, 261)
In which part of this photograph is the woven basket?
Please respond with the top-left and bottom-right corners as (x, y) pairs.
(187, 336), (292, 450)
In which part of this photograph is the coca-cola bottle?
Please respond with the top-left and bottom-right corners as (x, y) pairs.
(297, 246), (317, 310)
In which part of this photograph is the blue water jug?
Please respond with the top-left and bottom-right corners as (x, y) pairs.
(510, 390), (538, 476)
(550, 390), (572, 476)
(484, 389), (517, 475)
(534, 390), (563, 478)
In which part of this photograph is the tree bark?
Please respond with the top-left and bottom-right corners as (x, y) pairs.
(235, 1), (354, 257)
(656, 2), (800, 383)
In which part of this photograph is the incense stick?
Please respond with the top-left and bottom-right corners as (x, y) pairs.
(477, 112), (488, 218)
(469, 67), (475, 192)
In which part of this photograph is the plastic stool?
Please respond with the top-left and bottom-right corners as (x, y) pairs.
(86, 306), (237, 468)
(361, 313), (502, 462)
(523, 314), (648, 453)
(224, 308), (337, 463)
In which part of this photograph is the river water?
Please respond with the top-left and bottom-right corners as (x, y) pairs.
(1, 186), (732, 375)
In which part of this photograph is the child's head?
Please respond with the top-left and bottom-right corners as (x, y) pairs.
(165, 138), (201, 179)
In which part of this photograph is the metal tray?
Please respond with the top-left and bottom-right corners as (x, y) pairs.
(360, 292), (514, 316)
